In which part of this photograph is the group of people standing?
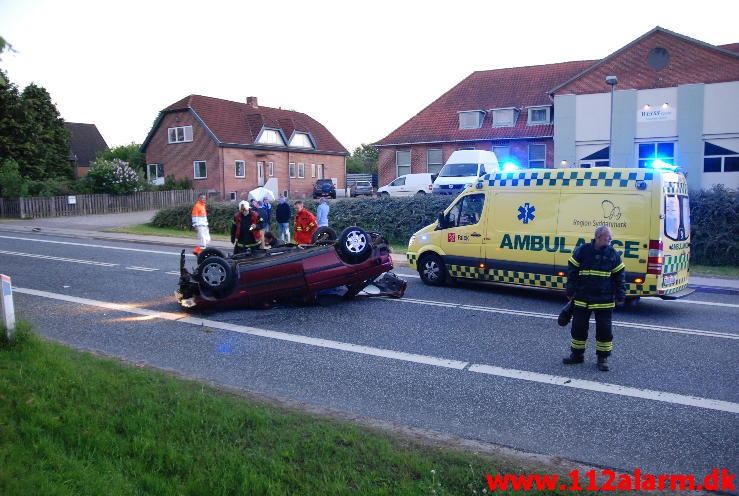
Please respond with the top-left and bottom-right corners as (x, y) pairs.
(190, 194), (331, 255)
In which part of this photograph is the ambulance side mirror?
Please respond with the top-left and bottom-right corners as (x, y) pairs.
(436, 211), (447, 229)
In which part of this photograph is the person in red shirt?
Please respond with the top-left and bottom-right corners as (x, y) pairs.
(293, 200), (317, 245)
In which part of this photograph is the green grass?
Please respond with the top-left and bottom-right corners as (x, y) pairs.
(0, 323), (566, 496)
(690, 264), (739, 279)
(106, 223), (231, 242)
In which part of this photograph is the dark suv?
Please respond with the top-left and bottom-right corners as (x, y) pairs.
(313, 179), (336, 199)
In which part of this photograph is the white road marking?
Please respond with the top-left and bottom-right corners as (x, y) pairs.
(385, 297), (739, 340)
(0, 234), (185, 256)
(468, 364), (739, 414)
(126, 266), (159, 272)
(14, 286), (738, 414)
(0, 249), (119, 267)
(165, 271), (181, 275)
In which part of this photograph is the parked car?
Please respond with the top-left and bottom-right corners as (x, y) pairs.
(349, 180), (374, 197)
(176, 226), (407, 310)
(313, 179), (336, 199)
(377, 173), (436, 197)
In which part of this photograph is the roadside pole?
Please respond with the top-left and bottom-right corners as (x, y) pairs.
(1, 274), (16, 338)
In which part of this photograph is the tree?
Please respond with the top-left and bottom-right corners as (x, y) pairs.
(346, 144), (378, 174)
(96, 143), (146, 172)
(0, 159), (28, 198)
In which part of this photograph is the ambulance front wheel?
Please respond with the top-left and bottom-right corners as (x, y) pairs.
(418, 253), (447, 286)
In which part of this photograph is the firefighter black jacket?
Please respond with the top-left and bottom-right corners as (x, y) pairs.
(565, 241), (626, 304)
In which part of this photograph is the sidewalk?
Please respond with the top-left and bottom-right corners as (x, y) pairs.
(0, 216), (736, 295)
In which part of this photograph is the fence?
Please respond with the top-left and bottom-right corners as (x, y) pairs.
(346, 173), (378, 187)
(0, 190), (207, 219)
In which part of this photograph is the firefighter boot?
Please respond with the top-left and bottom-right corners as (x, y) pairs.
(596, 356), (610, 372)
(562, 352), (584, 365)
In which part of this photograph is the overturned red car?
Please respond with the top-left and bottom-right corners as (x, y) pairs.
(176, 226), (407, 309)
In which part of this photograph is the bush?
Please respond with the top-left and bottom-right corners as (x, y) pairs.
(689, 185), (738, 266)
(86, 158), (144, 195)
(26, 177), (89, 196)
(0, 159), (28, 198)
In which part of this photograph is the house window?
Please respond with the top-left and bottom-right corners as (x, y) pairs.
(235, 160), (245, 178)
(527, 106), (551, 125)
(311, 164), (316, 178)
(229, 191), (237, 201)
(257, 128), (285, 146)
(396, 150), (410, 177)
(317, 163), (324, 179)
(268, 162), (274, 176)
(493, 146), (510, 162)
(579, 146), (610, 168)
(426, 149), (443, 174)
(193, 160), (207, 179)
(458, 111), (485, 129)
(289, 163), (296, 178)
(638, 142), (675, 168)
(492, 108), (518, 127)
(298, 163), (305, 178)
(168, 125), (193, 144)
(146, 163), (164, 185)
(703, 142), (739, 173)
(528, 144), (546, 168)
(289, 132), (314, 148)
(458, 147), (475, 151)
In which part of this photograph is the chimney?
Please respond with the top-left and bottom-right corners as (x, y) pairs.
(246, 96), (258, 108)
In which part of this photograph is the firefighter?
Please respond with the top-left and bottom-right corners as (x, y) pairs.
(563, 225), (626, 371)
(230, 201), (262, 255)
(293, 200), (317, 245)
(191, 193), (210, 255)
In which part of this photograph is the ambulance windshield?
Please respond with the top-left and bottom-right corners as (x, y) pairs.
(439, 163), (479, 177)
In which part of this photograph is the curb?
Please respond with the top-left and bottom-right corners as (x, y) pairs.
(689, 285), (739, 296)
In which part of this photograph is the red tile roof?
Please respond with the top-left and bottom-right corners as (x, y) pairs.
(719, 43), (739, 53)
(374, 60), (594, 146)
(159, 95), (348, 154)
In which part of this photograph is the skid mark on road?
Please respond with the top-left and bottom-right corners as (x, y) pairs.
(14, 286), (739, 414)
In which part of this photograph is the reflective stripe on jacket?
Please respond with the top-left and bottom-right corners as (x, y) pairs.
(191, 201), (208, 227)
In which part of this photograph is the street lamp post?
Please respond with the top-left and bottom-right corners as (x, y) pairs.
(606, 75), (618, 167)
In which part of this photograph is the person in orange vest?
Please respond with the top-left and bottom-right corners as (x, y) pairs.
(293, 200), (317, 245)
(191, 193), (210, 255)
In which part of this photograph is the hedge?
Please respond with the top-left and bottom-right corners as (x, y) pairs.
(152, 188), (737, 266)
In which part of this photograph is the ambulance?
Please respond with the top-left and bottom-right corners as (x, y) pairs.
(407, 166), (694, 302)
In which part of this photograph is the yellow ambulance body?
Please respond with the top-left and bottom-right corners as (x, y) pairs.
(407, 167), (693, 300)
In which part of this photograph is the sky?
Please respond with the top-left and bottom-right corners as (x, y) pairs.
(0, 0), (736, 154)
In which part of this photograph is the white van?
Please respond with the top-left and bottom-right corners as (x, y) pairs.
(432, 150), (499, 196)
(377, 173), (435, 197)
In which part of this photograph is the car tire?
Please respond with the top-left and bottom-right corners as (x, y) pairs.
(415, 190), (427, 196)
(337, 226), (372, 264)
(418, 253), (447, 286)
(312, 226), (337, 244)
(331, 193), (336, 199)
(197, 256), (236, 298)
(197, 247), (227, 265)
(379, 192), (390, 197)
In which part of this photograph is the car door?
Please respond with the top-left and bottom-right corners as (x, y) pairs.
(439, 193), (487, 279)
(387, 176), (405, 196)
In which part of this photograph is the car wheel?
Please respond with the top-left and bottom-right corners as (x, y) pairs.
(197, 256), (236, 298)
(418, 253), (447, 286)
(379, 192), (390, 197)
(331, 193), (336, 199)
(197, 247), (227, 265)
(337, 226), (372, 264)
(415, 190), (427, 196)
(312, 226), (337, 244)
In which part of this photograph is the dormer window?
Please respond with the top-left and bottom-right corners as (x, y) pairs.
(289, 132), (314, 149)
(257, 128), (285, 146)
(491, 108), (519, 127)
(527, 106), (551, 125)
(458, 110), (485, 129)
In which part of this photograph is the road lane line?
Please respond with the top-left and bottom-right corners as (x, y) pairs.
(126, 266), (159, 272)
(0, 235), (184, 256)
(468, 364), (739, 414)
(384, 297), (739, 340)
(14, 286), (737, 414)
(0, 249), (119, 267)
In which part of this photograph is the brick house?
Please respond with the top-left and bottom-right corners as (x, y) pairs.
(374, 27), (739, 191)
(141, 95), (348, 199)
(64, 122), (108, 177)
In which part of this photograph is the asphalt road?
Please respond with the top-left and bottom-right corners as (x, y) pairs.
(1, 231), (737, 482)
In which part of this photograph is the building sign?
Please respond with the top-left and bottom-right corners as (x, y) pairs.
(637, 105), (676, 122)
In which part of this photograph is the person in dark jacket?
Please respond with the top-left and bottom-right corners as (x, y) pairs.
(275, 197), (292, 243)
(230, 201), (262, 255)
(263, 231), (284, 249)
(563, 225), (626, 371)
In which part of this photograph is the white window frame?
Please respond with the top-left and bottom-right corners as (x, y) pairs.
(268, 161), (274, 176)
(311, 164), (316, 178)
(256, 128), (286, 146)
(289, 132), (314, 149)
(298, 163), (305, 178)
(396, 150), (411, 177)
(637, 141), (676, 169)
(146, 163), (164, 185)
(289, 162), (296, 178)
(235, 160), (245, 178)
(229, 191), (237, 201)
(168, 125), (193, 144)
(458, 110), (485, 130)
(491, 108), (519, 127)
(193, 160), (207, 179)
(528, 144), (546, 168)
(427, 149), (443, 174)
(317, 163), (324, 179)
(527, 106), (551, 125)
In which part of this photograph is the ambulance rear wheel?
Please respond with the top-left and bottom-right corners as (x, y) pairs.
(418, 253), (447, 286)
